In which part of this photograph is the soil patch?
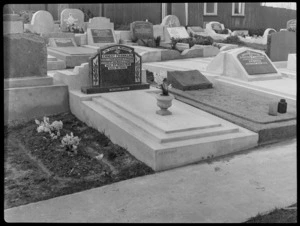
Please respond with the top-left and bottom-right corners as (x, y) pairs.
(4, 112), (154, 209)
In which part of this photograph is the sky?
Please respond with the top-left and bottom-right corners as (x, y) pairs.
(261, 2), (296, 10)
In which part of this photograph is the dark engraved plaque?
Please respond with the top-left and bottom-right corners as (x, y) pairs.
(237, 50), (277, 75)
(54, 38), (75, 47)
(81, 45), (149, 94)
(91, 29), (115, 43)
(100, 45), (135, 86)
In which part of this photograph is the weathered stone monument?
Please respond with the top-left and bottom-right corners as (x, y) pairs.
(167, 70), (213, 91)
(81, 45), (149, 94)
(268, 30), (296, 61)
(206, 47), (282, 81)
(130, 21), (155, 46)
(4, 33), (47, 78)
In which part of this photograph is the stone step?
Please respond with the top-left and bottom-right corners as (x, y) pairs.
(91, 95), (240, 144)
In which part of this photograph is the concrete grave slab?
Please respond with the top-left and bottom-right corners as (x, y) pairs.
(30, 10), (55, 34)
(47, 55), (66, 70)
(170, 80), (296, 144)
(69, 88), (258, 171)
(167, 70), (213, 90)
(191, 45), (220, 57)
(206, 47), (282, 81)
(48, 37), (77, 47)
(47, 46), (97, 68)
(60, 8), (84, 32)
(273, 54), (296, 79)
(41, 32), (76, 44)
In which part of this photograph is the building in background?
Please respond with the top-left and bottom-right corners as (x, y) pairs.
(3, 3), (296, 30)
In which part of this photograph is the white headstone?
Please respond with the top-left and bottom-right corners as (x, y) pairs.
(205, 21), (225, 33)
(161, 15), (180, 27)
(30, 10), (55, 34)
(165, 26), (189, 43)
(206, 47), (282, 82)
(60, 8), (84, 32)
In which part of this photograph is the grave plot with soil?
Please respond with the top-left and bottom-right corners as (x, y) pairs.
(4, 112), (154, 209)
(169, 81), (296, 145)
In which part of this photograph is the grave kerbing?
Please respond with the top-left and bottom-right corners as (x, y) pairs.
(81, 45), (149, 94)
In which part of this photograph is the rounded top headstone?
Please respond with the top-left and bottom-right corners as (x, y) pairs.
(60, 8), (84, 32)
(161, 15), (180, 27)
(263, 28), (277, 38)
(31, 10), (54, 34)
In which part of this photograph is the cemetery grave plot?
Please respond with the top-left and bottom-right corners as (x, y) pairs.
(4, 112), (154, 209)
(170, 81), (296, 144)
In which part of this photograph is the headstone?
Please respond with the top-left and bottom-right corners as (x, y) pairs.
(269, 31), (296, 61)
(167, 70), (213, 91)
(153, 25), (165, 41)
(237, 50), (277, 75)
(81, 45), (149, 94)
(60, 8), (84, 32)
(3, 14), (24, 34)
(205, 21), (225, 33)
(30, 10), (55, 34)
(130, 21), (154, 41)
(287, 19), (296, 30)
(86, 28), (118, 47)
(4, 33), (47, 78)
(161, 15), (180, 27)
(165, 27), (190, 43)
(206, 47), (282, 82)
(87, 17), (113, 29)
(49, 37), (77, 47)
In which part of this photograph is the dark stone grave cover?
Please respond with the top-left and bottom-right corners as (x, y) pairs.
(130, 21), (154, 41)
(238, 50), (277, 75)
(167, 70), (213, 91)
(81, 45), (149, 94)
(91, 28), (115, 43)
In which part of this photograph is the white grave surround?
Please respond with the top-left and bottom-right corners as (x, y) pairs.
(206, 47), (282, 82)
(87, 17), (114, 30)
(274, 53), (297, 79)
(69, 88), (258, 171)
(164, 26), (190, 43)
(86, 28), (118, 47)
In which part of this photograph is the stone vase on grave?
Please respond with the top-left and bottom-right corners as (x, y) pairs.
(155, 93), (174, 116)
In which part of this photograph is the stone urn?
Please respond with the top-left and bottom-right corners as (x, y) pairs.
(155, 93), (174, 116)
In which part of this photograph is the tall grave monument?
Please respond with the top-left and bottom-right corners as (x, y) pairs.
(81, 45), (149, 94)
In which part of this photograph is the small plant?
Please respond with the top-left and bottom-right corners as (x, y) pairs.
(18, 10), (35, 24)
(154, 72), (172, 96)
(61, 132), (81, 154)
(79, 8), (95, 22)
(66, 23), (84, 33)
(154, 36), (161, 47)
(35, 117), (63, 140)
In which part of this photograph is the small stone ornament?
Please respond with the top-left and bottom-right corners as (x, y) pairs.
(277, 99), (287, 114)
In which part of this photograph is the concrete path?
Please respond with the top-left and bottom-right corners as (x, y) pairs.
(5, 138), (296, 223)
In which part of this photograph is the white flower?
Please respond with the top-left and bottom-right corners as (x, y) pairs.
(96, 154), (104, 160)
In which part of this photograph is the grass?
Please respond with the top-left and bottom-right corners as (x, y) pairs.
(245, 203), (297, 223)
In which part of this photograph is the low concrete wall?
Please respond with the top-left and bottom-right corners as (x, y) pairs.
(4, 84), (69, 126)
